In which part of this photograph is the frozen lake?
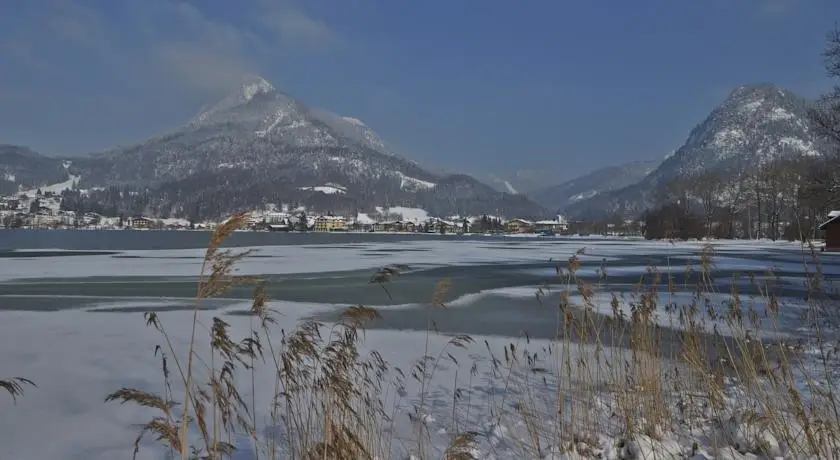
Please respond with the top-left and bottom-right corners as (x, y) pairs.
(0, 231), (835, 337)
(1, 230), (838, 459)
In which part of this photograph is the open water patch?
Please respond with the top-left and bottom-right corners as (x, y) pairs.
(86, 303), (216, 313)
(0, 250), (120, 258)
(111, 253), (277, 259)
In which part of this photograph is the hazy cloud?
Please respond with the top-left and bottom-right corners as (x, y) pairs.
(257, 2), (339, 49)
(153, 42), (258, 95)
(1, 0), (340, 96)
(138, 2), (265, 95)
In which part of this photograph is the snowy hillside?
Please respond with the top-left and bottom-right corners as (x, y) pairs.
(55, 76), (546, 220)
(565, 84), (829, 219)
(477, 169), (562, 195)
(645, 84), (823, 180)
(0, 145), (71, 195)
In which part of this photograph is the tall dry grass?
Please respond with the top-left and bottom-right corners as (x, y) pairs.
(105, 217), (840, 459)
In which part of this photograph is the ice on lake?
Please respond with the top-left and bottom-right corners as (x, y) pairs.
(0, 235), (838, 459)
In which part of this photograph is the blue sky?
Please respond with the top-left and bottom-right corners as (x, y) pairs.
(0, 0), (838, 182)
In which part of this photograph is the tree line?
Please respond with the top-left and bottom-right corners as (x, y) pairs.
(643, 155), (840, 240)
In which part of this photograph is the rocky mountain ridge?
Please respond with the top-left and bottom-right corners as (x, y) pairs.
(564, 84), (829, 220)
(3, 76), (547, 220)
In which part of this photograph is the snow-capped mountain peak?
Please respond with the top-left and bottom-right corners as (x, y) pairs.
(241, 76), (275, 101)
(672, 83), (821, 170)
(728, 83), (783, 100)
(189, 75), (280, 127)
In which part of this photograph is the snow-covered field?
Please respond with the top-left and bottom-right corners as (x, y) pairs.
(0, 237), (838, 459)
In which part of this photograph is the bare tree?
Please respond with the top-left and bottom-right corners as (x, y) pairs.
(692, 171), (724, 236)
(808, 24), (840, 223)
(810, 27), (840, 146)
(686, 170), (723, 237)
(719, 172), (747, 238)
(801, 155), (840, 219)
(775, 156), (815, 240)
(760, 161), (789, 241)
(742, 171), (765, 239)
(654, 176), (691, 211)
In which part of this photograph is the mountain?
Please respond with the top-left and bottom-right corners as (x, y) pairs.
(564, 84), (828, 220)
(53, 76), (547, 220)
(308, 108), (400, 157)
(527, 160), (659, 212)
(0, 145), (70, 195)
(477, 170), (565, 195)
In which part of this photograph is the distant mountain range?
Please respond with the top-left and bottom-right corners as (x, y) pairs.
(1, 82), (828, 222)
(526, 160), (660, 212)
(0, 77), (547, 220)
(475, 170), (563, 196)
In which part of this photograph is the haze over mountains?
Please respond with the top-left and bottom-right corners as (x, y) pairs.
(0, 81), (829, 221)
(527, 160), (660, 212)
(476, 170), (562, 196)
(0, 77), (546, 220)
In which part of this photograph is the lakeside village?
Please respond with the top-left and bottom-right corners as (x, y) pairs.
(0, 190), (574, 235)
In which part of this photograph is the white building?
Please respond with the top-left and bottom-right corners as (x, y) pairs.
(264, 211), (291, 224)
(534, 215), (569, 233)
(31, 213), (60, 228)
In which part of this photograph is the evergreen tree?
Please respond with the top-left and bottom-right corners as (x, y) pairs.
(297, 211), (308, 231)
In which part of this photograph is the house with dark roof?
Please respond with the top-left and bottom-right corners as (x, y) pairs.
(818, 210), (840, 252)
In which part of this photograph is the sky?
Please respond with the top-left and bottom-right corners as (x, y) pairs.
(1, 0), (839, 183)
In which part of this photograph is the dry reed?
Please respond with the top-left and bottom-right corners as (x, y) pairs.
(104, 219), (840, 459)
(0, 377), (35, 404)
